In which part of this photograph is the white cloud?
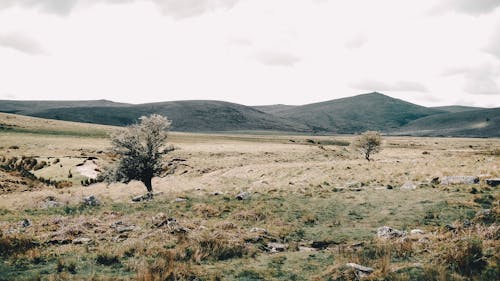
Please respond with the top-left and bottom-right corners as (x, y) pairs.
(254, 51), (300, 67)
(0, 33), (45, 55)
(432, 0), (500, 15)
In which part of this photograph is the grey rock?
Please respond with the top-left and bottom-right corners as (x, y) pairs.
(410, 229), (425, 235)
(82, 195), (100, 206)
(72, 237), (92, 245)
(485, 178), (500, 187)
(377, 226), (407, 239)
(345, 263), (374, 277)
(116, 226), (134, 233)
(173, 198), (187, 202)
(476, 209), (492, 216)
(401, 182), (417, 190)
(211, 191), (224, 196)
(236, 191), (251, 200)
(250, 227), (268, 234)
(440, 176), (479, 185)
(267, 242), (287, 253)
(20, 218), (31, 228)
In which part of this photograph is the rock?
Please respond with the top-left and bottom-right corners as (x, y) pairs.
(250, 227), (268, 234)
(476, 209), (492, 216)
(410, 229), (425, 235)
(152, 213), (177, 228)
(345, 263), (374, 277)
(20, 218), (31, 228)
(82, 195), (100, 206)
(267, 242), (287, 253)
(40, 196), (62, 208)
(298, 246), (317, 252)
(72, 237), (92, 245)
(485, 178), (500, 187)
(236, 191), (251, 200)
(445, 224), (457, 231)
(211, 191), (224, 196)
(311, 240), (337, 250)
(113, 234), (128, 242)
(401, 182), (417, 190)
(132, 195), (148, 202)
(173, 198), (187, 202)
(440, 176), (479, 185)
(47, 238), (72, 245)
(377, 226), (407, 239)
(116, 226), (134, 233)
(431, 177), (440, 185)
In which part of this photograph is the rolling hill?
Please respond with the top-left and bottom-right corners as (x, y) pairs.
(0, 99), (129, 115)
(393, 108), (500, 137)
(432, 105), (485, 113)
(271, 92), (444, 133)
(27, 100), (311, 133)
(1, 93), (498, 137)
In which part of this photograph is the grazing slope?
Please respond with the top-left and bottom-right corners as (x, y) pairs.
(273, 92), (444, 133)
(394, 108), (500, 137)
(252, 104), (297, 114)
(30, 100), (311, 132)
(0, 100), (129, 115)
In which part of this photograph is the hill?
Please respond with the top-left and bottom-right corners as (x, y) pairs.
(252, 104), (297, 114)
(0, 99), (129, 115)
(272, 92), (444, 133)
(394, 108), (500, 137)
(28, 100), (311, 133)
(432, 105), (484, 113)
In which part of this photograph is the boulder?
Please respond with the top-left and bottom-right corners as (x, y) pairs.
(440, 176), (479, 185)
(345, 263), (374, 277)
(410, 229), (425, 235)
(267, 242), (287, 253)
(401, 182), (417, 190)
(377, 226), (407, 239)
(82, 195), (100, 206)
(236, 192), (251, 200)
(20, 218), (31, 228)
(72, 237), (92, 245)
(485, 178), (500, 187)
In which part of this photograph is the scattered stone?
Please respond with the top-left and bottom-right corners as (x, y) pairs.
(345, 263), (374, 277)
(476, 209), (492, 217)
(386, 184), (394, 190)
(417, 237), (430, 244)
(173, 197), (187, 202)
(377, 226), (407, 239)
(250, 227), (268, 234)
(47, 238), (72, 245)
(20, 218), (31, 228)
(82, 195), (100, 206)
(401, 182), (417, 190)
(440, 176), (479, 185)
(485, 178), (500, 187)
(410, 229), (425, 235)
(72, 237), (92, 245)
(40, 196), (62, 208)
(463, 219), (473, 228)
(236, 191), (251, 200)
(267, 242), (287, 253)
(211, 191), (224, 196)
(431, 177), (440, 185)
(311, 240), (337, 250)
(116, 226), (134, 233)
(112, 234), (128, 242)
(298, 246), (317, 252)
(445, 224), (457, 231)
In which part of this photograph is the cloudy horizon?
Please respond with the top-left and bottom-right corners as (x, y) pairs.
(0, 0), (499, 107)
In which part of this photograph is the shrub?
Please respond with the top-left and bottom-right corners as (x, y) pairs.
(96, 253), (121, 266)
(351, 131), (382, 161)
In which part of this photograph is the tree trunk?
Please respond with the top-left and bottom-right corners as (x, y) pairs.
(143, 177), (153, 194)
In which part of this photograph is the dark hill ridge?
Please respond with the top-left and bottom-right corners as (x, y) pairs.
(394, 108), (500, 137)
(432, 105), (485, 113)
(0, 99), (129, 115)
(1, 93), (498, 137)
(29, 100), (311, 133)
(271, 92), (444, 133)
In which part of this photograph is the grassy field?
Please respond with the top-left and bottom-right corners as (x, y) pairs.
(0, 115), (499, 280)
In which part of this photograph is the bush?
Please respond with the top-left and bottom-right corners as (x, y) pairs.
(438, 238), (487, 277)
(351, 131), (382, 161)
(96, 253), (121, 266)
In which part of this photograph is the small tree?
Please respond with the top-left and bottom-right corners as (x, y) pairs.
(105, 114), (173, 195)
(352, 131), (382, 161)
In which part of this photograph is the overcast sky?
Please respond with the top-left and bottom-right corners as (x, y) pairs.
(0, 0), (499, 107)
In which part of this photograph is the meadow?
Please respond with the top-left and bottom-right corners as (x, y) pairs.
(0, 113), (498, 280)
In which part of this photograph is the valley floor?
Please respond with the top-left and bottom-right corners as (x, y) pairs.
(0, 131), (499, 280)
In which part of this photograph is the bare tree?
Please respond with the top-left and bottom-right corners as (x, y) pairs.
(105, 114), (173, 195)
(352, 131), (382, 161)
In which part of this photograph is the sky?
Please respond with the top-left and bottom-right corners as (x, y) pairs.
(0, 0), (499, 107)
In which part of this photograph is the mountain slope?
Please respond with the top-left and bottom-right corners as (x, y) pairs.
(393, 108), (500, 137)
(0, 100), (129, 115)
(432, 105), (484, 113)
(273, 92), (444, 133)
(252, 104), (297, 114)
(30, 100), (311, 132)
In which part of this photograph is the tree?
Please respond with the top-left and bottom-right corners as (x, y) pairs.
(352, 131), (382, 161)
(105, 114), (173, 195)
